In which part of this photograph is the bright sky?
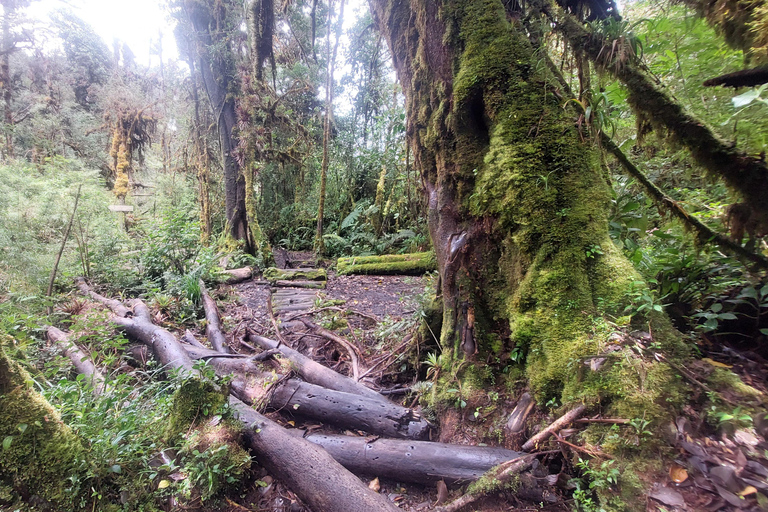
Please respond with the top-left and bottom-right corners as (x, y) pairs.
(27, 0), (178, 66)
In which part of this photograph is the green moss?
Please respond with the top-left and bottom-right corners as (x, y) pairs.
(164, 379), (228, 442)
(262, 267), (327, 281)
(707, 367), (762, 399)
(0, 338), (86, 510)
(336, 252), (436, 275)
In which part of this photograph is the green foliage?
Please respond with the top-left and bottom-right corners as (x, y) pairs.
(569, 458), (621, 512)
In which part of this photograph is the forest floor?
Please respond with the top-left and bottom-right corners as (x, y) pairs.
(174, 251), (768, 512)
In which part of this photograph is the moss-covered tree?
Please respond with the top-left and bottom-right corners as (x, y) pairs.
(180, 0), (253, 251)
(369, 0), (684, 413)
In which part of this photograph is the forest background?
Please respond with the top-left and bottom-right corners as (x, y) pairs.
(0, 0), (767, 510)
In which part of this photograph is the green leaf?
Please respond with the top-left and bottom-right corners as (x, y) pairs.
(2, 436), (13, 450)
(710, 303), (722, 313)
(17, 424), (27, 435)
(717, 313), (738, 320)
(760, 328), (768, 335)
(110, 464), (122, 473)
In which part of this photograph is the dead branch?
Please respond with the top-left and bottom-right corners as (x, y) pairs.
(248, 333), (385, 402)
(299, 318), (362, 381)
(75, 277), (131, 318)
(47, 326), (105, 395)
(522, 404), (586, 451)
(199, 279), (231, 353)
(182, 329), (206, 349)
(433, 454), (537, 512)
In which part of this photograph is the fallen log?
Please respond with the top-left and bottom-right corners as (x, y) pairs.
(219, 267), (253, 284)
(303, 433), (525, 484)
(230, 399), (399, 512)
(199, 279), (231, 353)
(75, 279), (397, 512)
(248, 333), (386, 402)
(336, 252), (436, 275)
(183, 345), (431, 439)
(505, 392), (534, 433)
(433, 454), (537, 512)
(47, 326), (105, 394)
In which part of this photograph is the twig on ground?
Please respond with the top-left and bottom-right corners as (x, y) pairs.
(522, 404), (586, 451)
(299, 318), (362, 381)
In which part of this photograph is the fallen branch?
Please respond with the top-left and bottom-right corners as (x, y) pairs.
(199, 279), (231, 353)
(299, 318), (362, 381)
(248, 333), (384, 402)
(47, 326), (105, 395)
(433, 454), (538, 512)
(74, 279), (397, 512)
(75, 277), (130, 318)
(181, 329), (206, 349)
(47, 185), (82, 303)
(522, 404), (586, 451)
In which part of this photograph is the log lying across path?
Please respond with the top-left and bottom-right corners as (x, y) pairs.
(302, 433), (524, 484)
(183, 345), (430, 439)
(75, 279), (397, 512)
(47, 326), (105, 394)
(73, 278), (537, 506)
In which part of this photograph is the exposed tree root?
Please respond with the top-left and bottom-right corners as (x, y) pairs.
(199, 279), (231, 353)
(47, 326), (105, 395)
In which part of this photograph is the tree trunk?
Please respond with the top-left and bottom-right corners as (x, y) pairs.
(302, 433), (524, 484)
(315, 0), (346, 254)
(184, 0), (252, 251)
(369, 0), (663, 403)
(0, 0), (14, 158)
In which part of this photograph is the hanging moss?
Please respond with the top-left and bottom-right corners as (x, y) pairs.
(0, 338), (86, 510)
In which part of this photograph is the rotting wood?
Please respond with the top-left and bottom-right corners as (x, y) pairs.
(199, 279), (231, 353)
(506, 392), (535, 433)
(303, 433), (525, 484)
(522, 404), (586, 451)
(263, 267), (327, 282)
(433, 454), (538, 512)
(47, 326), (105, 395)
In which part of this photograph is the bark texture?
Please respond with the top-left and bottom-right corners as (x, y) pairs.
(183, 0), (251, 248)
(369, 0), (644, 401)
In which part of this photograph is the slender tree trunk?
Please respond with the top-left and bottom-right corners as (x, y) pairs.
(1, 0), (14, 158)
(184, 0), (252, 251)
(188, 56), (212, 243)
(315, 0), (346, 254)
(369, 0), (670, 404)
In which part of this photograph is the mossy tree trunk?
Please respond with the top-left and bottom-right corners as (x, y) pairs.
(184, 0), (253, 252)
(370, 0), (646, 398)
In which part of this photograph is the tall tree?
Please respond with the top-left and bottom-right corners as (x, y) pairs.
(368, 0), (680, 407)
(0, 0), (34, 158)
(315, 0), (346, 254)
(180, 0), (252, 251)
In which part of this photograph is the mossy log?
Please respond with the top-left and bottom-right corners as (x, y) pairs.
(336, 252), (436, 275)
(0, 338), (86, 510)
(263, 267), (327, 282)
(302, 433), (525, 484)
(219, 267), (253, 284)
(273, 279), (326, 289)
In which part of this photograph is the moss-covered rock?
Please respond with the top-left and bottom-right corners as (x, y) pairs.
(0, 337), (86, 510)
(336, 252), (436, 275)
